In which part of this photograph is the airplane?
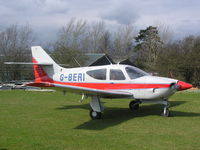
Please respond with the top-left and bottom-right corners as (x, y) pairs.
(5, 46), (193, 119)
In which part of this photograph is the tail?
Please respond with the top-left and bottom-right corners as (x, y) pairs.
(31, 46), (60, 83)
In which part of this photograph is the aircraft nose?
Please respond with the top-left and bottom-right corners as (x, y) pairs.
(177, 81), (193, 91)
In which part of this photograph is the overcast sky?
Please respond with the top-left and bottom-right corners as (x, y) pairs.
(0, 0), (200, 43)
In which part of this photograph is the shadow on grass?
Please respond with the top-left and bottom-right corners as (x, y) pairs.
(56, 101), (200, 130)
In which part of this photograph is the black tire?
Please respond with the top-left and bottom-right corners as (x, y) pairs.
(90, 110), (102, 119)
(129, 101), (139, 111)
(162, 108), (170, 117)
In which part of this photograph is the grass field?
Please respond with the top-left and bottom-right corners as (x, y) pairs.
(0, 90), (200, 150)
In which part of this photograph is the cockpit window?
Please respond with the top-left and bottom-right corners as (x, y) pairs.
(86, 69), (106, 80)
(125, 67), (148, 79)
(110, 69), (125, 80)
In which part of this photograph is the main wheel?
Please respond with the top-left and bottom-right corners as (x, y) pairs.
(90, 110), (102, 119)
(162, 108), (170, 117)
(129, 101), (139, 111)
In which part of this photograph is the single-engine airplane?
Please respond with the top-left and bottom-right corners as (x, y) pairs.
(6, 46), (192, 119)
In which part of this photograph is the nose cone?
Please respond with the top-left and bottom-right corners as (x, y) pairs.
(177, 81), (193, 91)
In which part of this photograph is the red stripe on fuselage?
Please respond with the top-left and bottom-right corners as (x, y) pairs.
(39, 80), (170, 90)
(53, 81), (170, 90)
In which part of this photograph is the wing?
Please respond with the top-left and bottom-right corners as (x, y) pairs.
(26, 82), (133, 98)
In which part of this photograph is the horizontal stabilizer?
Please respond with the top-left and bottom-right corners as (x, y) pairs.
(26, 82), (54, 87)
(4, 62), (53, 66)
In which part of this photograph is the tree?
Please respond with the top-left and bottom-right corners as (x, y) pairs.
(154, 21), (174, 44)
(156, 35), (200, 85)
(98, 30), (111, 53)
(53, 19), (137, 65)
(0, 24), (34, 81)
(111, 25), (136, 59)
(156, 43), (182, 79)
(52, 19), (88, 67)
(52, 45), (87, 67)
(134, 26), (163, 71)
(178, 36), (200, 84)
(55, 19), (88, 51)
(88, 21), (107, 52)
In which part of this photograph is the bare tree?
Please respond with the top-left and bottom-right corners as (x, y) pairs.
(154, 21), (174, 44)
(87, 21), (106, 52)
(112, 24), (136, 59)
(53, 19), (88, 67)
(55, 18), (88, 51)
(98, 30), (111, 53)
(0, 24), (34, 81)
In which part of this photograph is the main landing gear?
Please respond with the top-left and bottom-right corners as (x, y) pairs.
(89, 96), (104, 119)
(129, 100), (141, 110)
(90, 110), (102, 119)
(129, 99), (171, 117)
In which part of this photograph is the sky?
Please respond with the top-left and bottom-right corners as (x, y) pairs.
(0, 0), (200, 43)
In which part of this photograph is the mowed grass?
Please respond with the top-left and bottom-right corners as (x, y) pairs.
(0, 90), (200, 150)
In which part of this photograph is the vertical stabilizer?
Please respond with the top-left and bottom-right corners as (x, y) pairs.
(31, 46), (60, 82)
(31, 46), (56, 64)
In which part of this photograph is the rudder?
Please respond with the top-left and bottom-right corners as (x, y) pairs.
(31, 46), (60, 82)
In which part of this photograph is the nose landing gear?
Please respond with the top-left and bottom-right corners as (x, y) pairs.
(162, 101), (170, 117)
(162, 107), (170, 117)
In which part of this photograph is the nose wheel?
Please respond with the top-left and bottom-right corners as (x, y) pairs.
(161, 100), (170, 117)
(162, 107), (170, 117)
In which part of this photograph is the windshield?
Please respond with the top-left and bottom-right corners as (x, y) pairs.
(125, 66), (149, 79)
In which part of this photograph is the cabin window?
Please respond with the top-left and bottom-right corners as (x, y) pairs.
(125, 67), (148, 79)
(110, 69), (125, 80)
(86, 69), (106, 80)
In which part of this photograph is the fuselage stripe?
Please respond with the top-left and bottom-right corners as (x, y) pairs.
(49, 80), (171, 90)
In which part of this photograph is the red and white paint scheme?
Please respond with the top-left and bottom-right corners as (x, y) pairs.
(24, 46), (192, 119)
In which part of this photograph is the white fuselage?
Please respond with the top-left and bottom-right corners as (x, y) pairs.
(44, 64), (178, 100)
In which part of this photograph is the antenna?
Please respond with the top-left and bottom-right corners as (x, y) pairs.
(105, 55), (113, 65)
(73, 57), (82, 67)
